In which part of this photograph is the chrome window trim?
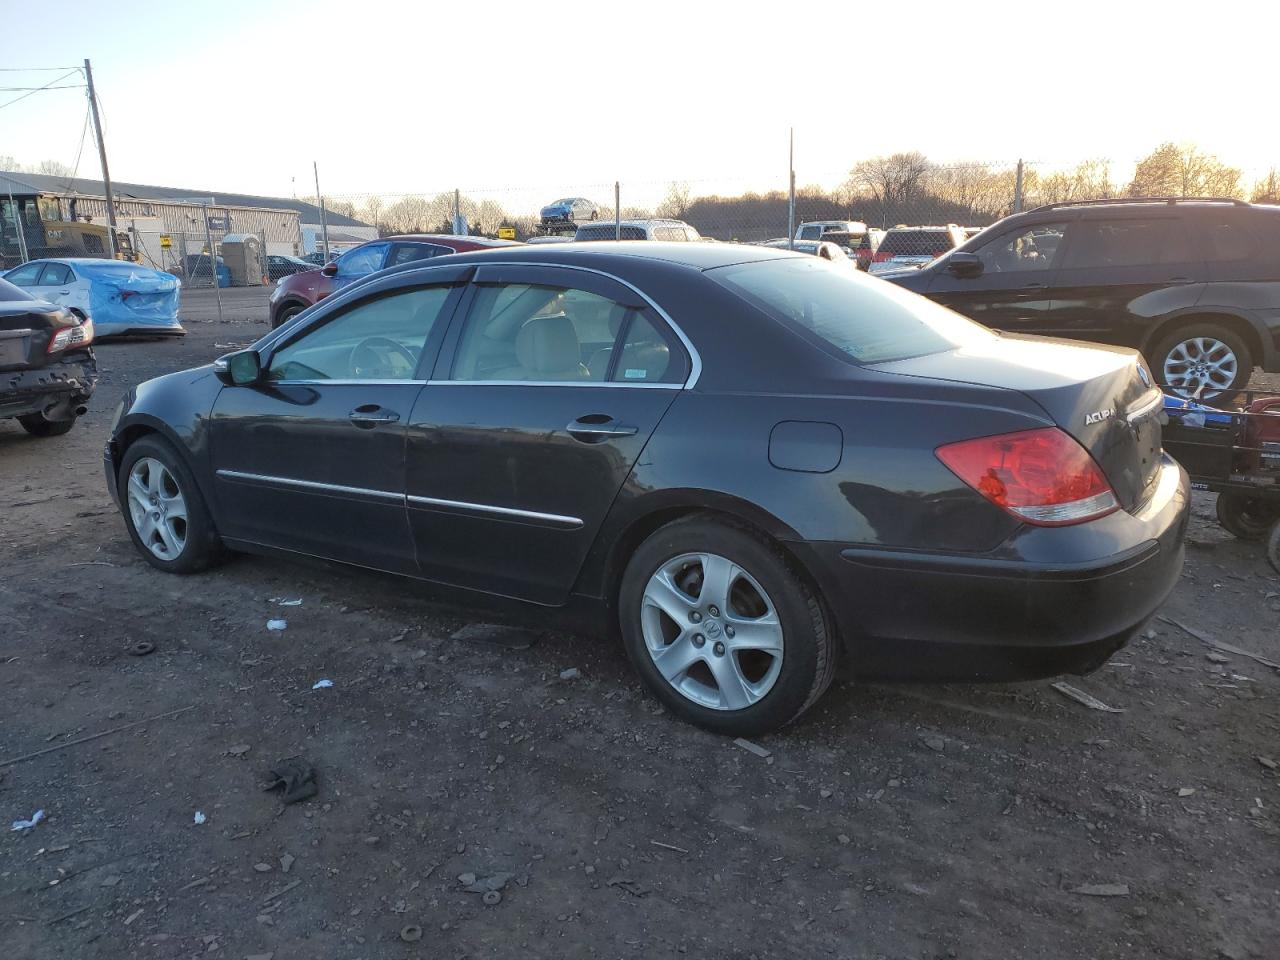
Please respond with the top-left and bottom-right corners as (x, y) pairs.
(215, 469), (584, 528)
(215, 469), (404, 502)
(425, 379), (679, 390)
(406, 494), (583, 529)
(255, 261), (703, 389)
(267, 378), (428, 387)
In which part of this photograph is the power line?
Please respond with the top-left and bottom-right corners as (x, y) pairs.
(0, 69), (81, 112)
(0, 66), (81, 72)
(0, 84), (85, 92)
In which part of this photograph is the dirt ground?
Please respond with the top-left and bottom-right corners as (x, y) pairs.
(2, 288), (1278, 960)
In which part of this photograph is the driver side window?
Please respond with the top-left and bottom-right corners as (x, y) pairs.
(977, 222), (1067, 273)
(268, 286), (452, 382)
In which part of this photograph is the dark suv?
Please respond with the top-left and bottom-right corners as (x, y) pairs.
(888, 198), (1280, 396)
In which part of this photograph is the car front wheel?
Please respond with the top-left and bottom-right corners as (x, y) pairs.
(118, 435), (226, 574)
(619, 516), (835, 736)
(272, 302), (305, 329)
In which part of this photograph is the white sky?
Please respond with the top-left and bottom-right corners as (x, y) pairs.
(1, 0), (1276, 206)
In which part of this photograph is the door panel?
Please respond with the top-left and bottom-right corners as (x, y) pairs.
(208, 281), (463, 573)
(404, 263), (690, 604)
(927, 222), (1066, 335)
(1048, 217), (1206, 349)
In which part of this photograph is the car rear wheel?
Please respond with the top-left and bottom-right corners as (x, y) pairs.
(272, 302), (305, 329)
(619, 516), (835, 736)
(17, 413), (76, 437)
(1152, 323), (1253, 400)
(118, 435), (226, 574)
(1216, 491), (1280, 541)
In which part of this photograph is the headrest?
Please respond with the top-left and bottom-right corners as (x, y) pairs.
(515, 315), (581, 374)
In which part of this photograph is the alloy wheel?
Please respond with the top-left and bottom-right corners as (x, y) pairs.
(640, 552), (784, 711)
(126, 457), (189, 560)
(1162, 337), (1238, 396)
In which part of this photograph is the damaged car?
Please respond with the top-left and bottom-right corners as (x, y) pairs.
(0, 276), (96, 437)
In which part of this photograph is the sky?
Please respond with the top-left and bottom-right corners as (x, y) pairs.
(1, 0), (1277, 210)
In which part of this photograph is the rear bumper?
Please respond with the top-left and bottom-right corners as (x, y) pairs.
(794, 456), (1190, 681)
(0, 352), (98, 420)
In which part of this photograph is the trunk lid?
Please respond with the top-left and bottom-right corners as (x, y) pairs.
(873, 334), (1164, 511)
(0, 298), (72, 370)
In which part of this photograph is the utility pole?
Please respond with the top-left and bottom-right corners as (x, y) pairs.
(313, 161), (329, 261)
(84, 59), (119, 258)
(201, 203), (224, 323)
(1013, 158), (1025, 214)
(614, 181), (620, 240)
(787, 128), (796, 250)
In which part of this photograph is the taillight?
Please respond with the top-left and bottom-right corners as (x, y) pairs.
(873, 250), (894, 262)
(935, 427), (1118, 526)
(47, 318), (94, 354)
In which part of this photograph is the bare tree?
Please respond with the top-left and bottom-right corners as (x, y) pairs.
(1028, 159), (1115, 206)
(1128, 143), (1242, 198)
(35, 159), (74, 177)
(847, 152), (931, 207)
(656, 181), (691, 220)
(1251, 169), (1279, 204)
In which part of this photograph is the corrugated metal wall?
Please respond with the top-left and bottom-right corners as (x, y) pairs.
(61, 195), (302, 246)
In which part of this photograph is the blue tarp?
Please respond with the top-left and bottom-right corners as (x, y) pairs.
(79, 261), (183, 336)
(1162, 393), (1234, 427)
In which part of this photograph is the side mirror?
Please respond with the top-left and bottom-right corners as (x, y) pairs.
(214, 349), (263, 386)
(946, 251), (983, 278)
(320, 262), (338, 277)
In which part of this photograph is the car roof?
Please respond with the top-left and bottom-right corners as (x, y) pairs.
(376, 234), (521, 247)
(418, 240), (797, 272)
(578, 219), (690, 228)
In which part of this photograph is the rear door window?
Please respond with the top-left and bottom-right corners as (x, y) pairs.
(1204, 218), (1257, 261)
(37, 263), (73, 285)
(388, 243), (450, 267)
(1061, 218), (1193, 269)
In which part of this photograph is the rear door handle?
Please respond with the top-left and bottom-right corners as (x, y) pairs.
(567, 415), (638, 443)
(349, 404), (401, 428)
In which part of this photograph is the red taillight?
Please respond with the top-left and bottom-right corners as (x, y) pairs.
(873, 250), (894, 262)
(47, 318), (94, 354)
(936, 427), (1118, 526)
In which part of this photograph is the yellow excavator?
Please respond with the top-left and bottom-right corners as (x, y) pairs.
(1, 194), (135, 269)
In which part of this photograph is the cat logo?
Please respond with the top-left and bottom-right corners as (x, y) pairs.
(1084, 408), (1115, 426)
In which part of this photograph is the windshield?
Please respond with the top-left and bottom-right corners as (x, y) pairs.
(709, 256), (994, 364)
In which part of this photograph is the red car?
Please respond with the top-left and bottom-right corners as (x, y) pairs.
(268, 235), (519, 328)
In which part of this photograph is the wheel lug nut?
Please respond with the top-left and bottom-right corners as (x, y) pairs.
(690, 611), (702, 623)
(708, 605), (719, 617)
(725, 625), (735, 638)
(713, 641), (726, 656)
(692, 634), (705, 648)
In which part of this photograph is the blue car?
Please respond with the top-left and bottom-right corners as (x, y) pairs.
(539, 197), (600, 227)
(2, 258), (183, 337)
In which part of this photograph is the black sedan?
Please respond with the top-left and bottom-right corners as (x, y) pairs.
(104, 243), (1189, 735)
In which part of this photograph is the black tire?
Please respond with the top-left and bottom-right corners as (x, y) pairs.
(18, 413), (76, 437)
(618, 515), (835, 736)
(1266, 521), (1280, 575)
(118, 434), (227, 574)
(1150, 322), (1253, 401)
(272, 302), (304, 329)
(1216, 492), (1280, 542)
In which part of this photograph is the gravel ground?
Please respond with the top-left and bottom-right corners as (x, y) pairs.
(1, 289), (1278, 960)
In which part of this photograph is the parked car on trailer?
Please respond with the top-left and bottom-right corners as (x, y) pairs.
(886, 198), (1280, 397)
(540, 198), (600, 226)
(269, 234), (520, 328)
(3, 257), (183, 337)
(0, 276), (96, 437)
(105, 242), (1187, 735)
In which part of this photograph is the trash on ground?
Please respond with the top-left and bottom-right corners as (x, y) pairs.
(1257, 757), (1278, 771)
(263, 759), (317, 804)
(1072, 882), (1130, 897)
(460, 872), (513, 894)
(127, 641), (156, 657)
(11, 809), (44, 831)
(1160, 617), (1280, 671)
(193, 811), (206, 825)
(260, 879), (302, 904)
(451, 623), (539, 650)
(311, 679), (333, 690)
(279, 853), (295, 873)
(483, 890), (502, 906)
(226, 744), (251, 757)
(559, 667), (581, 681)
(266, 619), (287, 631)
(607, 876), (650, 897)
(1178, 787), (1196, 797)
(1051, 682), (1125, 713)
(400, 925), (423, 943)
(269, 598), (303, 606)
(734, 737), (771, 758)
(920, 734), (946, 752)
(123, 907), (144, 925)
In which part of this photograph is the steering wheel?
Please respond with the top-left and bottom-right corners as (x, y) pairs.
(348, 337), (419, 379)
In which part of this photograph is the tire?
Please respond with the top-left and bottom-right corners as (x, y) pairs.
(1266, 521), (1280, 575)
(618, 516), (835, 736)
(1216, 492), (1280, 542)
(18, 413), (76, 437)
(272, 302), (304, 329)
(1151, 322), (1253, 401)
(118, 434), (227, 574)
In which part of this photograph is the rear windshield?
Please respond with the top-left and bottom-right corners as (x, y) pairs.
(0, 277), (34, 302)
(709, 256), (993, 364)
(880, 230), (954, 256)
(576, 225), (646, 241)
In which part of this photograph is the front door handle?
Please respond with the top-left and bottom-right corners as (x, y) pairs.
(349, 404), (400, 428)
(567, 415), (638, 443)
